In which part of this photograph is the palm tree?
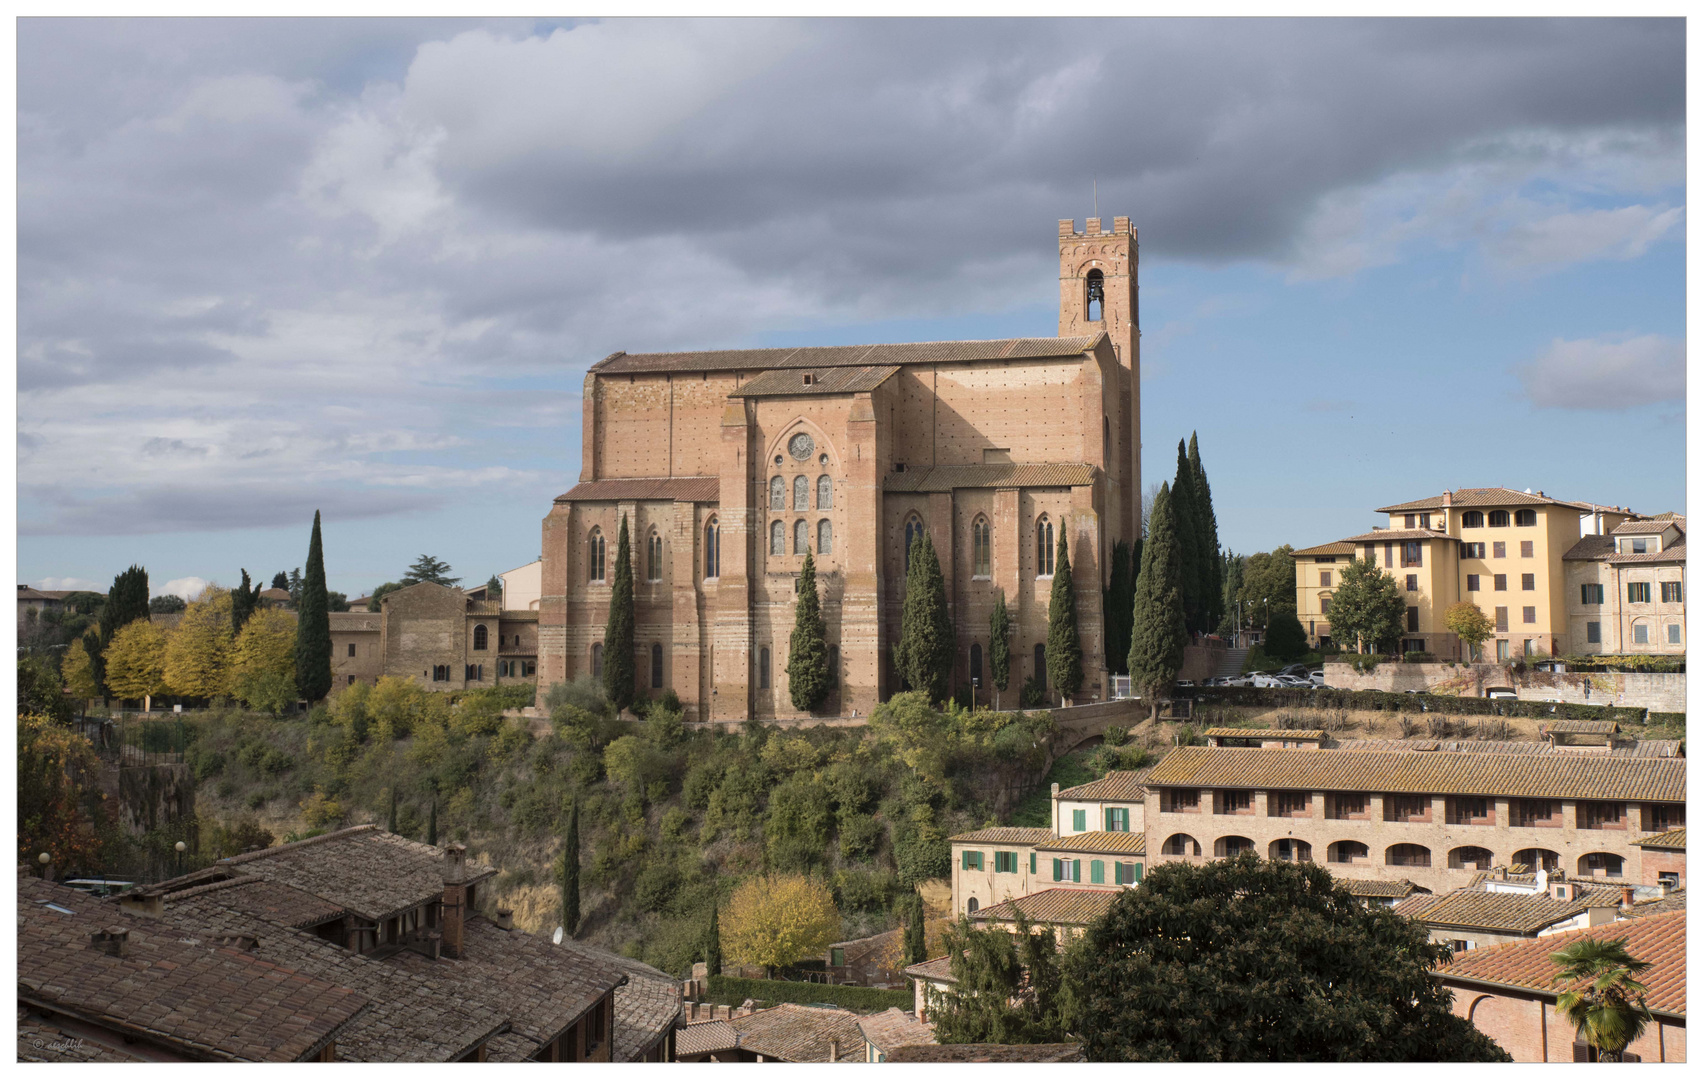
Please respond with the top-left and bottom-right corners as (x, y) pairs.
(1550, 936), (1654, 1062)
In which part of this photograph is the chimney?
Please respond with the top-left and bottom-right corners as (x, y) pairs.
(1587, 906), (1618, 927)
(442, 843), (470, 959)
(1621, 887), (1635, 909)
(90, 928), (129, 958)
(1493, 867), (1507, 881)
(1050, 783), (1059, 797)
(495, 908), (514, 931)
(829, 1038), (841, 1063)
(1552, 882), (1572, 901)
(1442, 490), (1452, 506)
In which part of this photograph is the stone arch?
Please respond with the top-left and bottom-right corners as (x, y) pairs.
(1162, 833), (1200, 857)
(1513, 847), (1560, 872)
(1327, 840), (1369, 864)
(472, 624), (488, 651)
(1215, 835), (1255, 857)
(1449, 846), (1495, 871)
(587, 527), (606, 582)
(1269, 838), (1311, 863)
(762, 417), (841, 472)
(1386, 843), (1432, 868)
(1577, 852), (1625, 879)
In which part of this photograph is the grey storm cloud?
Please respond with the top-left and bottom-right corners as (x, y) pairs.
(15, 17), (1685, 537)
(19, 483), (436, 537)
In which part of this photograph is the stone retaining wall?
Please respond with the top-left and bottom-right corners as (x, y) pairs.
(1323, 662), (1685, 713)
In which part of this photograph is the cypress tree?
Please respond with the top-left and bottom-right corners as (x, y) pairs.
(1045, 526), (1083, 703)
(295, 511), (333, 701)
(1169, 440), (1203, 636)
(1103, 540), (1135, 675)
(100, 565), (151, 646)
(1189, 433), (1223, 635)
(603, 514), (636, 713)
(1128, 482), (1187, 722)
(988, 590), (1012, 711)
(785, 550), (831, 712)
(903, 892), (927, 965)
(704, 903), (723, 976)
(230, 569), (261, 637)
(893, 530), (954, 702)
(427, 798), (438, 846)
(562, 799), (581, 936)
(81, 629), (107, 699)
(387, 788), (398, 833)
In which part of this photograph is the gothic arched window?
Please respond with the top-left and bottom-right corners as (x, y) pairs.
(904, 515), (926, 572)
(793, 474), (810, 511)
(770, 476), (786, 511)
(1488, 510), (1510, 528)
(704, 517), (720, 579)
(972, 516), (991, 577)
(770, 520), (786, 556)
(646, 529), (662, 582)
(473, 624), (488, 651)
(794, 519), (809, 555)
(817, 475), (832, 510)
(588, 528), (606, 582)
(1085, 268), (1105, 321)
(591, 642), (604, 679)
(818, 519), (833, 555)
(1036, 516), (1055, 577)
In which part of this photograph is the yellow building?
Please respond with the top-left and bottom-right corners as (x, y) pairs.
(1294, 488), (1640, 660)
(1562, 514), (1686, 655)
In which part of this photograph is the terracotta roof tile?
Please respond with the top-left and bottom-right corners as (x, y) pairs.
(1562, 534), (1616, 561)
(856, 1007), (935, 1053)
(1612, 517), (1678, 535)
(1396, 884), (1622, 933)
(948, 827), (1055, 845)
(1034, 831), (1145, 855)
(970, 888), (1119, 927)
(728, 365), (900, 397)
(1204, 727), (1325, 741)
(1145, 746), (1685, 801)
(1623, 889), (1686, 919)
(1633, 828), (1685, 850)
(18, 1006), (147, 1062)
(728, 1003), (864, 1062)
(552, 937), (682, 1061)
(1292, 541), (1358, 557)
(886, 1042), (1083, 1062)
(1343, 878), (1420, 898)
(164, 876), (347, 929)
(591, 335), (1102, 375)
(1339, 528), (1451, 543)
(1544, 720), (1619, 735)
(554, 476), (719, 504)
(1436, 909), (1685, 1017)
(1055, 769), (1149, 801)
(482, 1032), (545, 1062)
(18, 878), (366, 1061)
(677, 1019), (739, 1057)
(1376, 487), (1581, 513)
(884, 462), (1099, 493)
(902, 956), (955, 983)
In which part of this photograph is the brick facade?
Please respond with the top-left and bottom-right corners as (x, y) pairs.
(539, 218), (1142, 720)
(327, 583), (539, 693)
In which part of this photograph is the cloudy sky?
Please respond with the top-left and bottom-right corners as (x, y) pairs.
(18, 17), (1685, 600)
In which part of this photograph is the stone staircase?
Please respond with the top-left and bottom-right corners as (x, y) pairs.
(1213, 648), (1248, 680)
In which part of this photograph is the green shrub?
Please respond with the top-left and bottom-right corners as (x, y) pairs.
(260, 748), (295, 775)
(1020, 676), (1045, 708)
(1402, 652), (1435, 663)
(838, 812), (884, 861)
(191, 749), (225, 781)
(703, 976), (911, 1014)
(1647, 711), (1685, 728)
(633, 861), (678, 913)
(832, 869), (897, 913)
(661, 806), (691, 841)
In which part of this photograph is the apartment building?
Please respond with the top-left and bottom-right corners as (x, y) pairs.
(1294, 487), (1641, 660)
(1143, 745), (1685, 894)
(950, 771), (1147, 916)
(1562, 514), (1686, 655)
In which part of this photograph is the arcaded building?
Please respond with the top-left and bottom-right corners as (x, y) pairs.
(540, 217), (1143, 721)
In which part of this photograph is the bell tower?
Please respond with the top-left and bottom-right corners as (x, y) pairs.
(1058, 216), (1140, 542)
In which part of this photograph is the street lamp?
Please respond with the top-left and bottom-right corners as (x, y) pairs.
(38, 852), (51, 880)
(175, 840), (187, 876)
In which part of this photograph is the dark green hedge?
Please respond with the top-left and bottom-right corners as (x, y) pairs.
(1189, 686), (1649, 724)
(703, 975), (912, 1014)
(1556, 655), (1685, 674)
(1646, 712), (1686, 728)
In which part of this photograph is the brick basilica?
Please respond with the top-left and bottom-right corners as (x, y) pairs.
(540, 218), (1143, 721)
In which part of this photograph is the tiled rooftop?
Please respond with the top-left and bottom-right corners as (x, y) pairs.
(1145, 746), (1685, 802)
(1291, 541), (1357, 557)
(1562, 532), (1687, 564)
(18, 1006), (147, 1062)
(676, 1019), (739, 1057)
(1055, 769), (1149, 801)
(1204, 727), (1325, 741)
(1394, 883), (1622, 934)
(19, 877), (366, 1062)
(729, 1003), (864, 1062)
(885, 1042), (1083, 1062)
(554, 476), (720, 505)
(727, 365), (900, 397)
(1623, 889), (1686, 919)
(1633, 828), (1686, 850)
(1376, 487), (1585, 513)
(554, 936), (683, 1061)
(856, 1007), (935, 1053)
(1339, 528), (1451, 543)
(591, 335), (1103, 375)
(1034, 830), (1145, 855)
(884, 462), (1100, 493)
(1341, 878), (1420, 898)
(971, 888), (1119, 928)
(902, 956), (956, 984)
(165, 876), (347, 929)
(948, 826), (1056, 845)
(220, 825), (489, 922)
(1436, 909), (1685, 1017)
(1544, 720), (1619, 735)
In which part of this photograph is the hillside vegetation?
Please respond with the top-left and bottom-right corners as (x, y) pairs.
(169, 679), (1057, 975)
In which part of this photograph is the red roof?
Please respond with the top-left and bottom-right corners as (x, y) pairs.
(1436, 909), (1685, 1017)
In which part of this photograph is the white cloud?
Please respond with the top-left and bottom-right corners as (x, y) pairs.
(159, 576), (211, 601)
(1485, 204), (1683, 272)
(1514, 333), (1684, 411)
(35, 576), (102, 592)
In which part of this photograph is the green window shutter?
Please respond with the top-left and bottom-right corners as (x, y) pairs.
(1030, 852), (1036, 874)
(1091, 860), (1105, 884)
(973, 852), (983, 870)
(1073, 859), (1081, 882)
(961, 850), (969, 870)
(1134, 862), (1143, 883)
(1072, 809), (1086, 831)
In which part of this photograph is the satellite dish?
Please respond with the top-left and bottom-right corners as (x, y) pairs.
(552, 927), (564, 945)
(1535, 869), (1548, 890)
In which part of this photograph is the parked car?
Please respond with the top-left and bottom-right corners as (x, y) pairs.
(1251, 673), (1285, 688)
(1275, 675), (1312, 688)
(1307, 670), (1327, 686)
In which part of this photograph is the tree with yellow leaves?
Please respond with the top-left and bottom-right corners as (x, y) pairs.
(229, 607), (298, 715)
(62, 638), (102, 702)
(720, 873), (840, 977)
(104, 619), (169, 704)
(162, 587), (234, 700)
